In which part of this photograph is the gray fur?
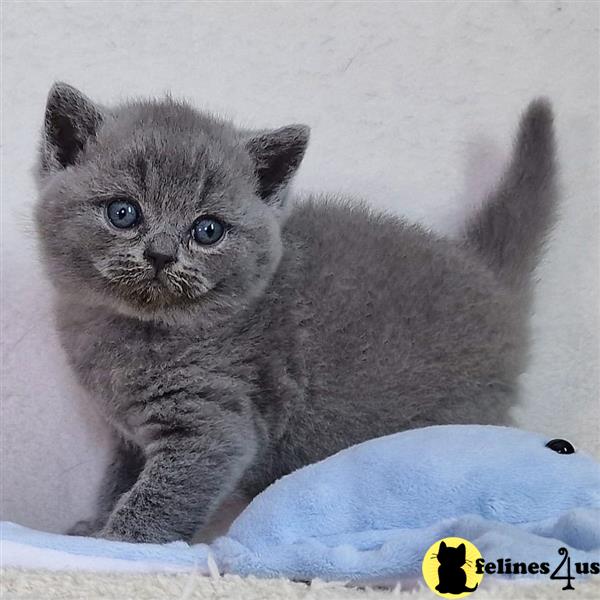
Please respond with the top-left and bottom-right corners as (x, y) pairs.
(34, 83), (557, 543)
(464, 99), (557, 292)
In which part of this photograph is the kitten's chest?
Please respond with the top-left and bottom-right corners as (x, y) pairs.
(57, 301), (299, 446)
(58, 305), (196, 421)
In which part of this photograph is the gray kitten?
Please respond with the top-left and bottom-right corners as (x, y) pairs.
(35, 83), (557, 543)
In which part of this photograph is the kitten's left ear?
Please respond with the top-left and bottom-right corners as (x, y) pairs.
(39, 82), (104, 177)
(246, 125), (310, 206)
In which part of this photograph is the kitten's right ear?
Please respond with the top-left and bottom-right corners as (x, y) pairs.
(40, 82), (103, 176)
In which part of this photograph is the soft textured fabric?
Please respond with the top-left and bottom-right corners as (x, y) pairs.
(2, 425), (599, 584)
(5, 569), (600, 600)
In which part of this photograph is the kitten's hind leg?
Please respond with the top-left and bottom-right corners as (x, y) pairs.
(66, 436), (144, 536)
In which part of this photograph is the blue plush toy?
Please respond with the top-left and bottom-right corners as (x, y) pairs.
(2, 425), (599, 584)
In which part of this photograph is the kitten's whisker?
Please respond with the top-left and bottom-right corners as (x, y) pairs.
(166, 274), (185, 295)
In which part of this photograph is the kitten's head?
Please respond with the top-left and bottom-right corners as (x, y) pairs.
(35, 83), (309, 325)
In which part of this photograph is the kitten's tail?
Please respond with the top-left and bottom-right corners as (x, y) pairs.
(464, 99), (558, 293)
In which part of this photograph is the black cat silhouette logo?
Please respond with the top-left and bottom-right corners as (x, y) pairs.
(422, 537), (484, 597)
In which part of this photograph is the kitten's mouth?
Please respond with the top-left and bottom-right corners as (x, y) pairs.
(150, 271), (171, 286)
(100, 267), (220, 314)
(138, 277), (193, 307)
(102, 270), (193, 309)
(94, 259), (222, 317)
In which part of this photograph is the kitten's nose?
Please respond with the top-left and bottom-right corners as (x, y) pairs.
(144, 249), (176, 273)
(144, 234), (178, 274)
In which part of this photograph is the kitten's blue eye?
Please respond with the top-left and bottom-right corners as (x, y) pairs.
(107, 200), (140, 229)
(193, 217), (225, 245)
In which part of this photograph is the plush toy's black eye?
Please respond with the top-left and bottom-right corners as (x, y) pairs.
(193, 217), (225, 246)
(545, 439), (575, 454)
(107, 200), (140, 229)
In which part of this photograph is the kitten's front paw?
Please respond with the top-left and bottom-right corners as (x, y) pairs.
(66, 519), (101, 537)
(99, 518), (186, 543)
(97, 523), (139, 542)
(98, 521), (162, 543)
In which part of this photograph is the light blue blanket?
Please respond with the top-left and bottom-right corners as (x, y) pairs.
(2, 425), (600, 584)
